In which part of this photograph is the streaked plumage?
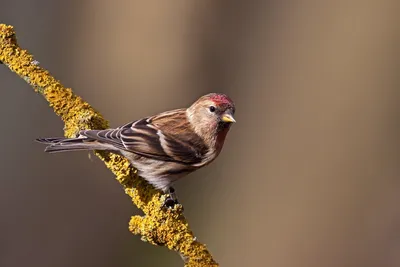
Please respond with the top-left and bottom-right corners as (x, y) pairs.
(36, 93), (236, 192)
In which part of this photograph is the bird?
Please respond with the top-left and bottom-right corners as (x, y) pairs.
(36, 93), (236, 204)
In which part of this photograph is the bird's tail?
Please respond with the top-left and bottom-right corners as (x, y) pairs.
(36, 137), (108, 153)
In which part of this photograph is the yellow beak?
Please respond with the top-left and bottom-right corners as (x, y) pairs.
(221, 113), (236, 123)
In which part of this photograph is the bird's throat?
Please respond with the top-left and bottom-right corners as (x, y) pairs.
(215, 127), (229, 153)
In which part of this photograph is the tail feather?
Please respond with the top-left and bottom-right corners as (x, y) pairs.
(35, 137), (110, 153)
(36, 137), (69, 144)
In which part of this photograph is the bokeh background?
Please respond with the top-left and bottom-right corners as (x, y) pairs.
(1, 1), (400, 266)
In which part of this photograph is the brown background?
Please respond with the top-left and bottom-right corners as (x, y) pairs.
(1, 1), (400, 266)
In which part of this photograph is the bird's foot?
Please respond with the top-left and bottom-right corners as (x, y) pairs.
(163, 187), (179, 208)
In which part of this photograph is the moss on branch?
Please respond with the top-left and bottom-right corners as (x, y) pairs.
(0, 24), (218, 267)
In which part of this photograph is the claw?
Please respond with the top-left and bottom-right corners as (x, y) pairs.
(162, 187), (179, 208)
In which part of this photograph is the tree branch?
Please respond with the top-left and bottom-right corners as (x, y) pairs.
(0, 24), (218, 267)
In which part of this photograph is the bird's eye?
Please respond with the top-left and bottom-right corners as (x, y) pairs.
(209, 106), (216, 112)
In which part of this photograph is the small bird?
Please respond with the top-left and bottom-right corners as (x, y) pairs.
(36, 93), (236, 203)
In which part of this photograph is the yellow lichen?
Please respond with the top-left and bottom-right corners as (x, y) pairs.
(0, 24), (218, 266)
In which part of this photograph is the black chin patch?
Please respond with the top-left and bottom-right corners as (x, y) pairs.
(218, 121), (230, 131)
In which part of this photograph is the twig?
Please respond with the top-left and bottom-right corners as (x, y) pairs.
(0, 24), (218, 267)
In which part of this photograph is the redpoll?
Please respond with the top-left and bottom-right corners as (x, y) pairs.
(36, 93), (236, 201)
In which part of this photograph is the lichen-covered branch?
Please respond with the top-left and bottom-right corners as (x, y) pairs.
(0, 24), (218, 267)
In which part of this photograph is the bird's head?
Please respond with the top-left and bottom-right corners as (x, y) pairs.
(187, 93), (236, 145)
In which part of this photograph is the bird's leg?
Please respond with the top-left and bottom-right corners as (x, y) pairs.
(168, 187), (178, 203)
(163, 187), (179, 208)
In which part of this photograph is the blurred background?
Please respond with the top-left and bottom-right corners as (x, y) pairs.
(1, 1), (400, 266)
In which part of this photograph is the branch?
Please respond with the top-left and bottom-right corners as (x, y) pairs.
(0, 24), (218, 267)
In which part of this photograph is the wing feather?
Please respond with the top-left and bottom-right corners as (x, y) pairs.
(78, 110), (208, 165)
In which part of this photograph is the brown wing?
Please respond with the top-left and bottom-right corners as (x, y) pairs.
(79, 109), (209, 165)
